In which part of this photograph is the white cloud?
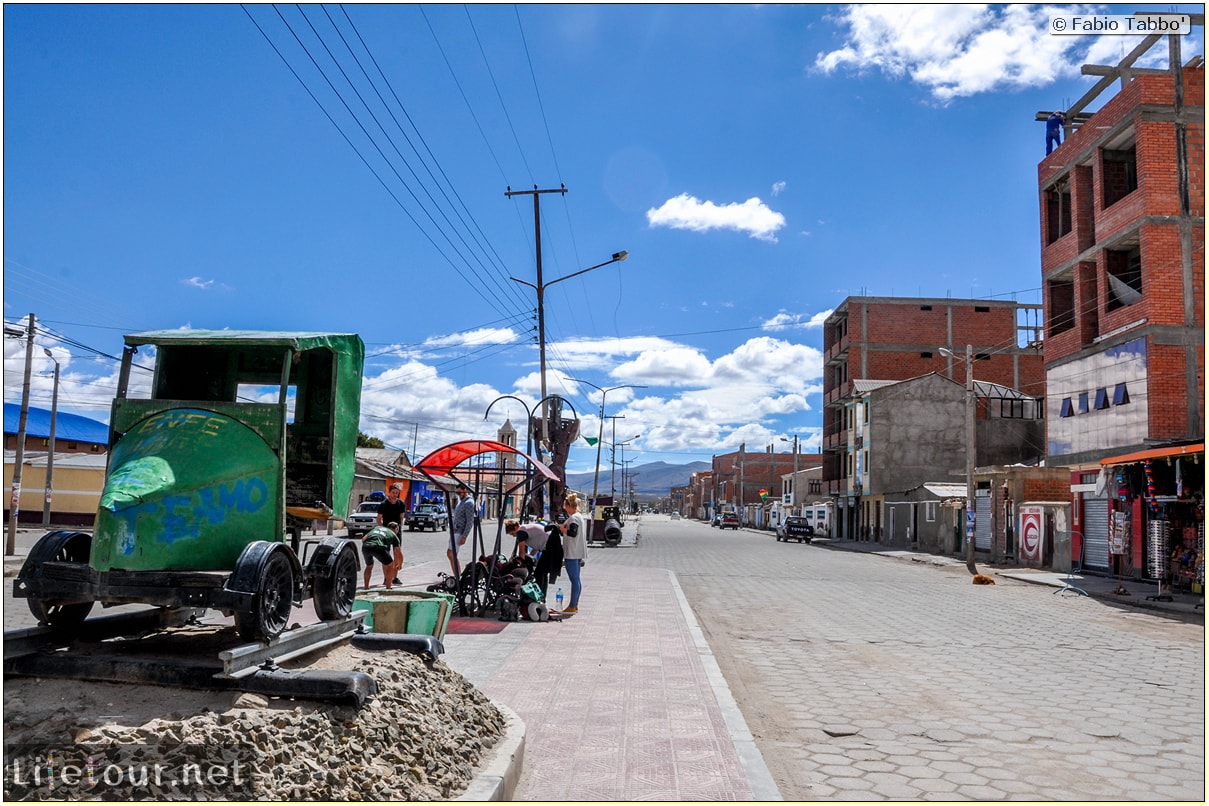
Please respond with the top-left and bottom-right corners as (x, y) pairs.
(771, 181), (787, 196)
(646, 193), (786, 242)
(762, 309), (833, 331)
(816, 4), (1137, 101)
(422, 327), (520, 349)
(181, 276), (230, 291)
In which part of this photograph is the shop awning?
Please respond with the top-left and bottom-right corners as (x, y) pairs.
(1099, 443), (1204, 466)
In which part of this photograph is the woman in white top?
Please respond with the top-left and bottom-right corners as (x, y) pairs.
(559, 493), (588, 613)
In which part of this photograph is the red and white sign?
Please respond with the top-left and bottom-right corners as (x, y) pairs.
(1020, 506), (1044, 562)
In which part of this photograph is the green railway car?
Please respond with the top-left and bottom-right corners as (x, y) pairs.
(14, 331), (365, 641)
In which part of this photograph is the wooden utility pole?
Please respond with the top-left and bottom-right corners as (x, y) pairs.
(7, 313), (35, 555)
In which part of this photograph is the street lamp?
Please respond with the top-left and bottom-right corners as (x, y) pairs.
(564, 377), (646, 515)
(613, 434), (640, 498)
(939, 344), (978, 574)
(780, 435), (799, 515)
(510, 250), (629, 442)
(42, 349), (59, 528)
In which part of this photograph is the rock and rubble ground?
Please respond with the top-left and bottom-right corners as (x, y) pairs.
(3, 636), (505, 801)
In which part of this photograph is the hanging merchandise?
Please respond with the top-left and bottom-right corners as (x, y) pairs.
(1145, 520), (1172, 602)
(1144, 460), (1160, 516)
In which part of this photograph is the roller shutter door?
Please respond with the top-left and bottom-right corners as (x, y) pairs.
(1081, 494), (1110, 571)
(975, 489), (992, 551)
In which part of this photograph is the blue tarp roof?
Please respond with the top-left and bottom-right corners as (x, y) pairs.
(4, 403), (109, 445)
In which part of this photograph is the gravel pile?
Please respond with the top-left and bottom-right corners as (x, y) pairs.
(3, 644), (505, 801)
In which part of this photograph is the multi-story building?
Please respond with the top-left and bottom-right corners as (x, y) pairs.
(712, 447), (821, 527)
(821, 297), (1047, 539)
(1039, 32), (1204, 577)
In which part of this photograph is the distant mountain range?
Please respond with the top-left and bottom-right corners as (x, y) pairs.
(563, 461), (710, 496)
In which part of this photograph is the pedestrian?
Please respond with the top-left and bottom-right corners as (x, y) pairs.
(1046, 110), (1064, 155)
(558, 492), (588, 613)
(505, 519), (561, 601)
(362, 521), (401, 590)
(449, 483), (476, 577)
(377, 483), (408, 583)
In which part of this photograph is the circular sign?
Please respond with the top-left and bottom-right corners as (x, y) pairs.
(1022, 518), (1041, 559)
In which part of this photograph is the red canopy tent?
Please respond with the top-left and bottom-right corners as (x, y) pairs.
(413, 439), (559, 484)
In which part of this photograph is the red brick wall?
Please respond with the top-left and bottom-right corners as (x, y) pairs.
(1021, 477), (1070, 502)
(1147, 341), (1191, 438)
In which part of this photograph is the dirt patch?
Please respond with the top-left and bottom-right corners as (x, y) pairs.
(4, 635), (504, 801)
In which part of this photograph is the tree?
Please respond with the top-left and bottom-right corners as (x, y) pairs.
(357, 432), (385, 449)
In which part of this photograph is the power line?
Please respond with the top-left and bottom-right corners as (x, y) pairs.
(241, 4), (523, 321)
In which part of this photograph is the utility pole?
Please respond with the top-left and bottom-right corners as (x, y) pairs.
(962, 343), (977, 574)
(564, 378), (646, 515)
(605, 414), (625, 499)
(738, 442), (746, 526)
(7, 313), (36, 555)
(940, 343), (978, 575)
(505, 184), (566, 448)
(42, 349), (60, 527)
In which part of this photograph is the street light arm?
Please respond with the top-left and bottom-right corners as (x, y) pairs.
(543, 251), (628, 289)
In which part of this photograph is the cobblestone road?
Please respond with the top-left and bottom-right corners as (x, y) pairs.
(594, 515), (1205, 801)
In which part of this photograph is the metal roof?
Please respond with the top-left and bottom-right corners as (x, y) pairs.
(4, 403), (109, 445)
(923, 483), (968, 498)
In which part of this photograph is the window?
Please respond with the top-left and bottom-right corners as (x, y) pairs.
(1094, 388), (1110, 410)
(920, 351), (933, 359)
(975, 306), (990, 313)
(1060, 398), (1074, 417)
(975, 353), (991, 361)
(1046, 177), (1073, 244)
(1105, 247), (1142, 310)
(1048, 278), (1075, 336)
(920, 305), (933, 311)
(1078, 392), (1090, 414)
(1103, 146), (1138, 207)
(1113, 383), (1130, 406)
(925, 501), (937, 522)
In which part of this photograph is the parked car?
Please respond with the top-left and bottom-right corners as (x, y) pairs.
(776, 516), (814, 543)
(407, 503), (449, 532)
(720, 512), (740, 530)
(670, 511), (681, 520)
(346, 501), (381, 537)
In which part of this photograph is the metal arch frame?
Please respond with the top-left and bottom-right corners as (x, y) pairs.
(413, 440), (559, 616)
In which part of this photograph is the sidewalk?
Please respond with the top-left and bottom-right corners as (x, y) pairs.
(394, 559), (781, 801)
(810, 535), (1205, 621)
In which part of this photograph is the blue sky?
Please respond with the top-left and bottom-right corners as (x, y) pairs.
(4, 4), (1202, 474)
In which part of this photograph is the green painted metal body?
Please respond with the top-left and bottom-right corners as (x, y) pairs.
(91, 330), (364, 573)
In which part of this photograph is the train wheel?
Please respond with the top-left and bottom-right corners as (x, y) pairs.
(21, 530), (94, 633)
(236, 551), (294, 641)
(314, 544), (358, 620)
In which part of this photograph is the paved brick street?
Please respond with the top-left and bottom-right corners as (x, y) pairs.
(596, 515), (1205, 801)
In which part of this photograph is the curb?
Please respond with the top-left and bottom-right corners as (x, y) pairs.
(457, 701), (525, 801)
